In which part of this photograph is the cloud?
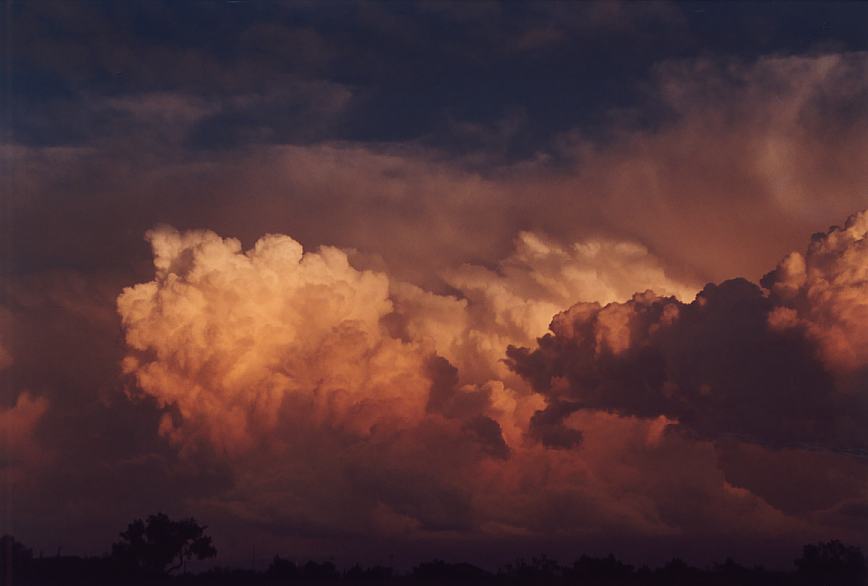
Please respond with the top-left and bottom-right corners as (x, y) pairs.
(507, 210), (868, 455)
(9, 53), (868, 296)
(0, 392), (49, 472)
(115, 226), (530, 538)
(763, 210), (868, 379)
(0, 334), (49, 490)
(393, 231), (695, 386)
(113, 219), (866, 554)
(501, 210), (868, 528)
(11, 56), (868, 305)
(118, 226), (434, 455)
(551, 53), (868, 282)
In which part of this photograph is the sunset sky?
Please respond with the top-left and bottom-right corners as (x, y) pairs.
(3, 0), (868, 570)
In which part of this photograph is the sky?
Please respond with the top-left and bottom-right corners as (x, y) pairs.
(3, 0), (868, 570)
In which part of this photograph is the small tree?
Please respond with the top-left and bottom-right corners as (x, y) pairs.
(112, 513), (216, 576)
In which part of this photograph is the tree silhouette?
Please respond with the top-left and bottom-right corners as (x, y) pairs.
(111, 512), (216, 576)
(795, 540), (867, 586)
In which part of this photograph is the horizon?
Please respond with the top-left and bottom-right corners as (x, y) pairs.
(4, 521), (866, 580)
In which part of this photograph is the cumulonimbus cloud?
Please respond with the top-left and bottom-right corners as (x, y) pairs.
(115, 211), (868, 547)
(114, 223), (716, 538)
(117, 224), (695, 456)
(117, 226), (436, 456)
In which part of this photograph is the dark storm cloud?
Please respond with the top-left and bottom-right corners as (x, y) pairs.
(507, 212), (868, 454)
(10, 1), (867, 155)
(507, 280), (847, 448)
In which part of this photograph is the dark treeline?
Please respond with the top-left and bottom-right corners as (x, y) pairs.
(3, 514), (867, 586)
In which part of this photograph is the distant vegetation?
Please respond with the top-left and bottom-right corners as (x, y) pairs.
(2, 514), (866, 585)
